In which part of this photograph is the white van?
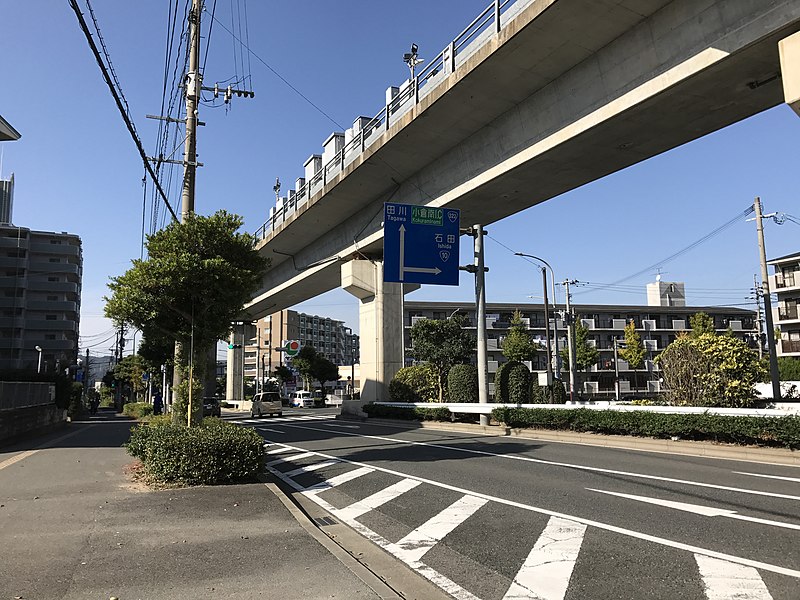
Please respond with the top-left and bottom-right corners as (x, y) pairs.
(250, 391), (283, 418)
(291, 390), (314, 408)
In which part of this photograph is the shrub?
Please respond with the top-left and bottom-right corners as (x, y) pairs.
(122, 402), (154, 419)
(530, 377), (544, 403)
(547, 380), (568, 404)
(126, 419), (265, 485)
(447, 364), (478, 402)
(491, 407), (800, 450)
(363, 403), (451, 422)
(495, 361), (531, 404)
(389, 364), (439, 403)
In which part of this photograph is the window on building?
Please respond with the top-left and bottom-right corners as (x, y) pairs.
(47, 296), (58, 301)
(48, 277), (59, 282)
(46, 315), (57, 320)
(49, 258), (60, 263)
(45, 334), (56, 340)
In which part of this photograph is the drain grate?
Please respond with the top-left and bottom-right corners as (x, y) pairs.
(313, 515), (337, 527)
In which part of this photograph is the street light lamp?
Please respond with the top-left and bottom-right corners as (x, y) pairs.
(34, 345), (43, 374)
(514, 253), (560, 380)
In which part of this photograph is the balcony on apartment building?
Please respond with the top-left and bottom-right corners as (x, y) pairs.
(772, 270), (800, 293)
(777, 303), (799, 322)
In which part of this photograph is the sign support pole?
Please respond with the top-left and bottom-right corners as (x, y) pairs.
(473, 224), (489, 425)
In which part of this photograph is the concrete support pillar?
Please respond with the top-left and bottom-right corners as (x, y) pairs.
(779, 31), (800, 118)
(341, 260), (404, 415)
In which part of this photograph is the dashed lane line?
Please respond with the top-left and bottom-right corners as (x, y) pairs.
(271, 422), (800, 502)
(733, 471), (800, 484)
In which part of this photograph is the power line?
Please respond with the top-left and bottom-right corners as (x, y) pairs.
(69, 0), (179, 222)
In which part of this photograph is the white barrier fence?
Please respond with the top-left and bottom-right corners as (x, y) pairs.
(373, 401), (800, 417)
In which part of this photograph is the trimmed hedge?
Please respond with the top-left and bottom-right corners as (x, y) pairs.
(363, 403), (451, 422)
(122, 402), (154, 419)
(447, 364), (478, 403)
(389, 364), (439, 403)
(495, 361), (531, 404)
(126, 418), (265, 485)
(492, 407), (800, 450)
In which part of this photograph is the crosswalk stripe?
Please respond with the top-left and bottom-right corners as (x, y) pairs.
(266, 451), (315, 466)
(503, 516), (586, 600)
(283, 460), (340, 478)
(393, 495), (488, 563)
(695, 554), (774, 600)
(304, 466), (375, 492)
(266, 447), (293, 455)
(336, 478), (422, 520)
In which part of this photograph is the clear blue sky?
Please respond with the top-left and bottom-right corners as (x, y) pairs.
(2, 1), (798, 359)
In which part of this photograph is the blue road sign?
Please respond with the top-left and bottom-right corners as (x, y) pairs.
(383, 202), (460, 285)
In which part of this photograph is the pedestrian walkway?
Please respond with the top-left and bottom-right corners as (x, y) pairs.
(0, 412), (408, 599)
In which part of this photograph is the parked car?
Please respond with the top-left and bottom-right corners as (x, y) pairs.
(250, 391), (283, 418)
(291, 390), (314, 408)
(202, 397), (221, 418)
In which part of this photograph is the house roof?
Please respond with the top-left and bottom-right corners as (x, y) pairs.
(0, 114), (21, 141)
(767, 251), (800, 265)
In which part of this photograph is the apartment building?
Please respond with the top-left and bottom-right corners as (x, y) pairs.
(768, 251), (800, 357)
(404, 301), (758, 397)
(0, 224), (83, 371)
(236, 309), (359, 385)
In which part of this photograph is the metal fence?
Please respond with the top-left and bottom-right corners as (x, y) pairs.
(254, 0), (527, 241)
(0, 382), (55, 410)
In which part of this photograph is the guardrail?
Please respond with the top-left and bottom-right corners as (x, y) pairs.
(254, 0), (519, 241)
(373, 401), (800, 417)
(0, 382), (55, 410)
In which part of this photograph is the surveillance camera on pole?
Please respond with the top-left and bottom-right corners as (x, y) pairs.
(403, 43), (424, 80)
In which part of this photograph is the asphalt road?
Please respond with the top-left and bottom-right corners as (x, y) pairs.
(231, 408), (800, 600)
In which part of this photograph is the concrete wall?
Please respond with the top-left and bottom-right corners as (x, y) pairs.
(0, 403), (66, 447)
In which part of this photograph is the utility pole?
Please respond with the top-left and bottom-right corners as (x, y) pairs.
(753, 197), (782, 401)
(562, 279), (578, 401)
(256, 321), (261, 395)
(84, 349), (89, 406)
(753, 274), (764, 360)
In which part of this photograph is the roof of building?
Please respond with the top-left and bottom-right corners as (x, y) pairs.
(0, 114), (21, 141)
(767, 250), (800, 265)
(404, 300), (754, 315)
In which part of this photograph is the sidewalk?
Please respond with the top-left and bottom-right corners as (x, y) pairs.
(0, 411), (409, 600)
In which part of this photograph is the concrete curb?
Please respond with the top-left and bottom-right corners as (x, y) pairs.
(341, 416), (800, 467)
(264, 479), (451, 600)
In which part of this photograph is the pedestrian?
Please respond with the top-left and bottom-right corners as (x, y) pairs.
(90, 397), (99, 415)
(153, 391), (163, 416)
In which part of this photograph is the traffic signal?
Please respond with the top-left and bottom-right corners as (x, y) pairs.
(228, 343), (243, 349)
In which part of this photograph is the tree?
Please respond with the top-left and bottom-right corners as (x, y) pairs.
(104, 211), (268, 425)
(113, 355), (148, 402)
(560, 321), (598, 396)
(656, 333), (767, 407)
(389, 364), (439, 402)
(778, 357), (800, 381)
(689, 312), (716, 337)
(291, 346), (317, 390)
(620, 320), (646, 392)
(311, 355), (340, 395)
(409, 314), (476, 401)
(502, 310), (541, 362)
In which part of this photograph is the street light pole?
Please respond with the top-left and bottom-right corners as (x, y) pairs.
(514, 253), (560, 379)
(35, 345), (42, 374)
(613, 337), (622, 402)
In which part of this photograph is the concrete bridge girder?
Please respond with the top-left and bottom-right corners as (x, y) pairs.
(243, 0), (800, 397)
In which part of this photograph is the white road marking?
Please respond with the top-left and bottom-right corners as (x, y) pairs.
(393, 495), (488, 562)
(304, 466), (375, 492)
(266, 446), (294, 455)
(268, 463), (481, 600)
(256, 427), (285, 434)
(265, 451), (315, 466)
(322, 422), (360, 429)
(274, 423), (800, 501)
(0, 450), (37, 471)
(733, 471), (800, 484)
(261, 441), (800, 579)
(336, 478), (422, 520)
(695, 554), (774, 600)
(283, 460), (340, 478)
(503, 516), (586, 600)
(589, 489), (800, 531)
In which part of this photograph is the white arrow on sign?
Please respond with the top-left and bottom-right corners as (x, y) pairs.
(588, 488), (800, 531)
(397, 223), (442, 280)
